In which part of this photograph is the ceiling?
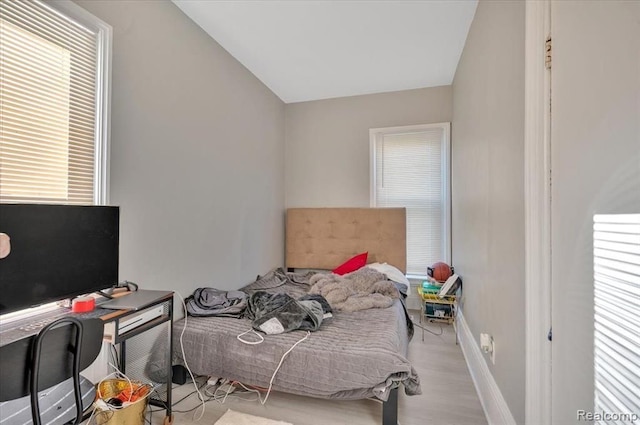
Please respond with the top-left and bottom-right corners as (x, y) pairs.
(172, 1), (478, 104)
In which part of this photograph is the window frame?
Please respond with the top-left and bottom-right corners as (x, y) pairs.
(1, 0), (113, 205)
(369, 122), (451, 278)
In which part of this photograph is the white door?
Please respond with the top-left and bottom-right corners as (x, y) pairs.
(550, 2), (640, 424)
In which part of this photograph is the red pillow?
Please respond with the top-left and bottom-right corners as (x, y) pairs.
(332, 252), (368, 275)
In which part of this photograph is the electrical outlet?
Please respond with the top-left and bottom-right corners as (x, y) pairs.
(480, 333), (492, 352)
(480, 333), (495, 364)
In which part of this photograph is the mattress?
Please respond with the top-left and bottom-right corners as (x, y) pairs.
(159, 270), (421, 401)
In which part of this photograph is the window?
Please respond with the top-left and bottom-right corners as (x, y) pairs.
(593, 213), (640, 419)
(370, 123), (450, 277)
(0, 0), (111, 205)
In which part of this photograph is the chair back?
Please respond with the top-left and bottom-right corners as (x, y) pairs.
(0, 317), (104, 424)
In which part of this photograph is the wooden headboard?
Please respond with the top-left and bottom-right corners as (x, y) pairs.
(286, 208), (406, 273)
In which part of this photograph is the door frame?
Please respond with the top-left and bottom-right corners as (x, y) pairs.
(524, 1), (552, 424)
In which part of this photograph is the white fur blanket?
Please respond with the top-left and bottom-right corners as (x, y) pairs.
(309, 267), (399, 312)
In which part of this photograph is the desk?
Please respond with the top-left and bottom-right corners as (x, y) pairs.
(0, 290), (174, 424)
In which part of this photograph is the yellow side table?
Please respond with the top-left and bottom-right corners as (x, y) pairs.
(417, 286), (458, 344)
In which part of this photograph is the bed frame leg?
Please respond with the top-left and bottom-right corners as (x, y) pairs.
(382, 387), (398, 425)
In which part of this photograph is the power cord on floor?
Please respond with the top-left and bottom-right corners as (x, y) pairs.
(161, 379), (207, 409)
(166, 380), (260, 414)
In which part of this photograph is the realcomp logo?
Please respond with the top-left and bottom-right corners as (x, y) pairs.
(577, 410), (639, 423)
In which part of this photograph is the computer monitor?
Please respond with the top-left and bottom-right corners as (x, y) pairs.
(0, 204), (119, 314)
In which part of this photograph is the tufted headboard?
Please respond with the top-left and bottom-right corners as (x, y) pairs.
(286, 208), (406, 274)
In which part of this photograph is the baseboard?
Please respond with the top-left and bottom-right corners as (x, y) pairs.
(457, 312), (517, 425)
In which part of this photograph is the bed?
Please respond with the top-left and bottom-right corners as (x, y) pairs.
(164, 208), (420, 425)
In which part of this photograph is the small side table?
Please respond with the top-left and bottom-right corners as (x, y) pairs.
(417, 286), (458, 344)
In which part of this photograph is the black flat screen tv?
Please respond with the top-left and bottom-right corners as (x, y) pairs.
(0, 204), (119, 315)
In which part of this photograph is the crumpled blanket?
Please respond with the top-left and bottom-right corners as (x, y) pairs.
(185, 288), (247, 317)
(240, 267), (315, 298)
(309, 267), (399, 312)
(245, 291), (332, 334)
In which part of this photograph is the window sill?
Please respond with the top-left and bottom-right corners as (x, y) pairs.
(0, 302), (60, 324)
(406, 274), (429, 281)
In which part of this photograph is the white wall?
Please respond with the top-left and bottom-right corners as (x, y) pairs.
(75, 0), (286, 298)
(285, 86), (452, 207)
(451, 0), (526, 423)
(551, 2), (640, 423)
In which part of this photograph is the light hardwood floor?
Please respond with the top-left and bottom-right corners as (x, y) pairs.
(151, 316), (487, 425)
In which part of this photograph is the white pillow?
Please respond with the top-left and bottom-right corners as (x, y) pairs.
(366, 262), (410, 287)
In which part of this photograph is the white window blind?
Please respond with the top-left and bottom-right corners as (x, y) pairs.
(0, 0), (110, 205)
(593, 214), (640, 421)
(370, 123), (450, 276)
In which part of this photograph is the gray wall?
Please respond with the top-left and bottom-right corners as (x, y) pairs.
(551, 1), (640, 423)
(285, 86), (452, 207)
(451, 0), (525, 423)
(75, 0), (286, 298)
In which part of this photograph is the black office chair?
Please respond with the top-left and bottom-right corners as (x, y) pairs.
(0, 317), (104, 425)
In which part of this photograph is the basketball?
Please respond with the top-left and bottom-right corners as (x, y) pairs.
(431, 262), (452, 283)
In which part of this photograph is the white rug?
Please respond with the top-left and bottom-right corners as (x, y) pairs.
(213, 409), (293, 425)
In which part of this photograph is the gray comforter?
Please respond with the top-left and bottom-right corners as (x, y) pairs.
(154, 269), (421, 401)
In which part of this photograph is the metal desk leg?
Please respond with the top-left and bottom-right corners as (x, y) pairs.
(165, 298), (173, 423)
(120, 340), (126, 373)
